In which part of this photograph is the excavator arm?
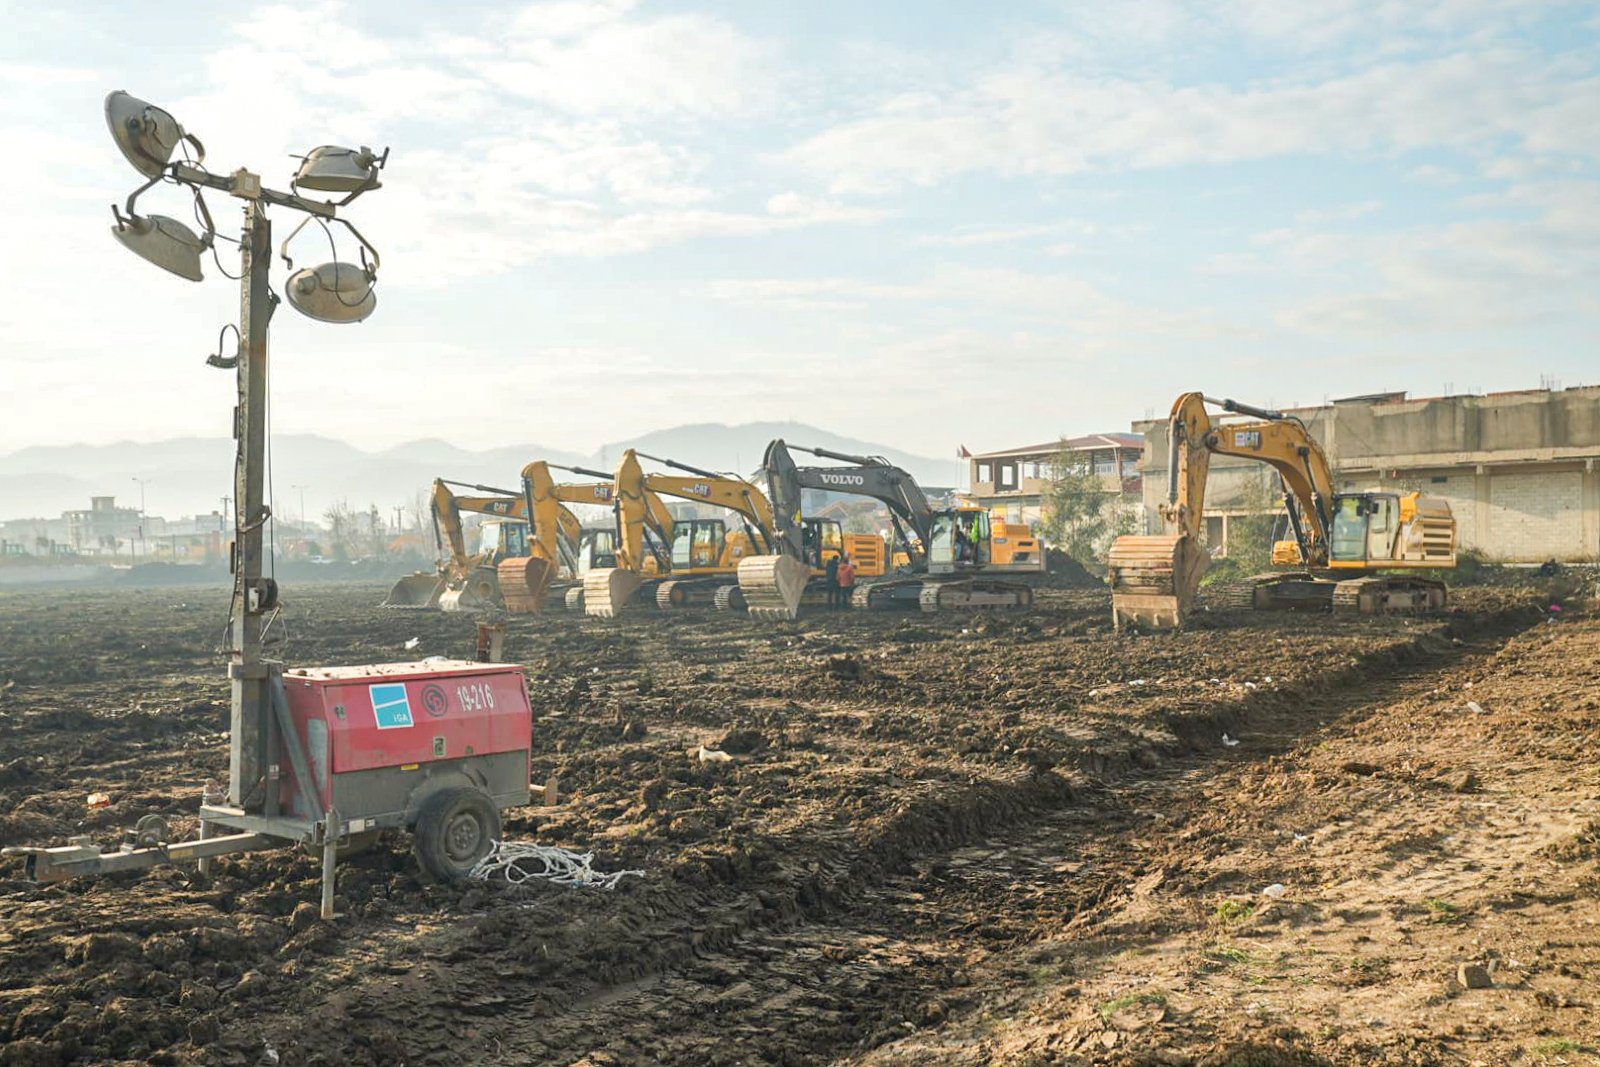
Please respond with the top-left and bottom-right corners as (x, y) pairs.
(383, 478), (525, 610)
(760, 439), (931, 567)
(1109, 392), (1340, 630)
(497, 462), (618, 614)
(1160, 392), (1336, 564)
(635, 451), (777, 553)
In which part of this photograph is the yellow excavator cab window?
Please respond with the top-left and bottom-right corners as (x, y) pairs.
(1329, 496), (1369, 562)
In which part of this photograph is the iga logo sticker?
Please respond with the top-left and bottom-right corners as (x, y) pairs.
(369, 683), (414, 729)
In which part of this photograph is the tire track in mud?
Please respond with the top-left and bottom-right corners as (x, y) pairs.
(246, 603), (1548, 1067)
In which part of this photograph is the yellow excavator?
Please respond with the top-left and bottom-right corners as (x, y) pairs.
(581, 450), (775, 617)
(382, 479), (531, 612)
(1108, 392), (1457, 630)
(496, 460), (618, 613)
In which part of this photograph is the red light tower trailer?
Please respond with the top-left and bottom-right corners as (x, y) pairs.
(3, 95), (534, 917)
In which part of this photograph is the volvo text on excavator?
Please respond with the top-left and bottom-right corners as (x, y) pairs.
(737, 440), (1035, 619)
(1107, 392), (1456, 631)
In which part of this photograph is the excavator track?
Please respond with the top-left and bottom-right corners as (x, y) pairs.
(654, 580), (692, 610)
(916, 578), (1034, 614)
(1331, 576), (1448, 616)
(564, 586), (585, 611)
(712, 584), (746, 613)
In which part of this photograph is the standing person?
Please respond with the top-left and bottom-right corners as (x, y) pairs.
(836, 554), (856, 610)
(825, 552), (841, 609)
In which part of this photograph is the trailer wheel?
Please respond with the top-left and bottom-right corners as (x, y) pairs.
(413, 787), (500, 882)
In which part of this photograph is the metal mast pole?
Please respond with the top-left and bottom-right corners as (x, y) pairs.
(229, 190), (273, 808)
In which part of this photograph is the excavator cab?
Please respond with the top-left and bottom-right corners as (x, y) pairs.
(578, 527), (617, 573)
(669, 519), (727, 571)
(928, 509), (991, 574)
(800, 518), (844, 569)
(477, 520), (529, 562)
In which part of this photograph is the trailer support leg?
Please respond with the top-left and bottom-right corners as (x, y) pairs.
(197, 818), (213, 876)
(320, 831), (339, 921)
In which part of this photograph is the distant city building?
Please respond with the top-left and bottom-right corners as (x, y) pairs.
(0, 497), (227, 561)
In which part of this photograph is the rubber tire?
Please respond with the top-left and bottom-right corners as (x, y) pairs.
(412, 787), (501, 882)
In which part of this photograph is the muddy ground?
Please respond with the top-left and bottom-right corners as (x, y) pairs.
(0, 578), (1595, 1066)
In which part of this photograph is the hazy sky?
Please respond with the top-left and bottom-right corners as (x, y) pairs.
(2, 0), (1597, 458)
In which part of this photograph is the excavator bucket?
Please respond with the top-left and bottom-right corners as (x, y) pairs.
(383, 571), (446, 610)
(437, 566), (501, 613)
(497, 554), (556, 614)
(737, 554), (810, 620)
(583, 567), (644, 618)
(1107, 533), (1209, 631)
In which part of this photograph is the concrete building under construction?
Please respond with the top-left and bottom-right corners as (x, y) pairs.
(1134, 386), (1600, 563)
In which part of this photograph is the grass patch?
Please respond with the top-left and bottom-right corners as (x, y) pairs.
(1216, 899), (1256, 925)
(1098, 991), (1167, 1021)
(1424, 898), (1464, 924)
(1531, 1038), (1581, 1056)
(1205, 944), (1252, 965)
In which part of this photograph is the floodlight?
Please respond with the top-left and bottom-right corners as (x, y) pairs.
(105, 91), (201, 178)
(284, 261), (376, 322)
(293, 146), (383, 194)
(112, 213), (207, 281)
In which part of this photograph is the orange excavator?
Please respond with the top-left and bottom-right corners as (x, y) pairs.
(1107, 392), (1456, 630)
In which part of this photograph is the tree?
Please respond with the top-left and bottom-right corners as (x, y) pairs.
(1039, 444), (1133, 564)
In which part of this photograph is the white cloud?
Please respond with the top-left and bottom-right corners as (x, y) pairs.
(784, 51), (1600, 193)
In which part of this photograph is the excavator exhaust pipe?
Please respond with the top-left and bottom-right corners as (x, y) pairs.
(737, 554), (810, 620)
(497, 554), (556, 614)
(583, 567), (644, 618)
(1108, 533), (1208, 632)
(382, 572), (445, 610)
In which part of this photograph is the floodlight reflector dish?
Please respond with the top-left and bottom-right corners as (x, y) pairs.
(111, 214), (205, 281)
(104, 91), (190, 178)
(293, 146), (381, 193)
(284, 261), (375, 322)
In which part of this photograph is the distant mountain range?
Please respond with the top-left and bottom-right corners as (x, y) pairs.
(0, 423), (956, 523)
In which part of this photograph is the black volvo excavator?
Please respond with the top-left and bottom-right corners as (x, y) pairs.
(737, 439), (1035, 619)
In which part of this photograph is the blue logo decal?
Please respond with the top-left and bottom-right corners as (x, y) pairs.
(369, 682), (414, 729)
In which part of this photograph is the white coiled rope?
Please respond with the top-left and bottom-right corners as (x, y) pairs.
(467, 841), (644, 892)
